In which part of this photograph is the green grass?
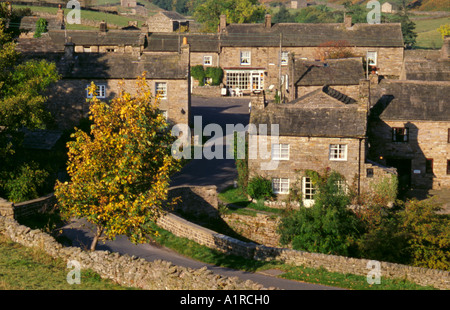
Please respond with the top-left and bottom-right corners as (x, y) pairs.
(148, 223), (437, 290)
(14, 4), (146, 27)
(413, 16), (450, 49)
(0, 234), (136, 290)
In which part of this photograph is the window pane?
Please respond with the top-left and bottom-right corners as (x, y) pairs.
(155, 82), (167, 99)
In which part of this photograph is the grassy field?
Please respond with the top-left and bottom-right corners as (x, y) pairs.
(413, 16), (450, 49)
(0, 234), (135, 290)
(14, 4), (146, 28)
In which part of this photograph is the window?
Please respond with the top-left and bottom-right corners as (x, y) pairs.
(329, 144), (347, 161)
(336, 179), (348, 194)
(447, 160), (450, 175)
(203, 55), (212, 66)
(271, 144), (289, 160)
(155, 82), (167, 99)
(426, 158), (433, 174)
(106, 48), (116, 53)
(281, 51), (289, 66)
(367, 51), (377, 66)
(392, 127), (409, 142)
(240, 51), (251, 66)
(366, 168), (374, 178)
(302, 177), (316, 207)
(86, 84), (106, 99)
(226, 70), (264, 91)
(272, 178), (289, 194)
(83, 46), (91, 53)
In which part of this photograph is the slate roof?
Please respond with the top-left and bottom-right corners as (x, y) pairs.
(48, 30), (146, 47)
(250, 86), (366, 138)
(401, 50), (450, 81)
(294, 58), (365, 86)
(63, 53), (188, 79)
(221, 22), (404, 47)
(370, 80), (450, 121)
(146, 33), (220, 52)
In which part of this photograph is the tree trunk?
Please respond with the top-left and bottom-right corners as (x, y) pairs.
(90, 225), (103, 251)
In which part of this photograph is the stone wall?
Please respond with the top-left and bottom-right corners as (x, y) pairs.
(368, 119), (450, 189)
(0, 194), (56, 220)
(156, 210), (450, 289)
(0, 215), (269, 290)
(46, 77), (190, 130)
(167, 185), (220, 218)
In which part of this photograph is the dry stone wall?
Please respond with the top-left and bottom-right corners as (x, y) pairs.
(0, 215), (270, 290)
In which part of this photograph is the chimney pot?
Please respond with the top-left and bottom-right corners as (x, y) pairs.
(344, 14), (352, 28)
(100, 21), (107, 32)
(265, 14), (272, 28)
(219, 15), (227, 33)
(441, 35), (450, 59)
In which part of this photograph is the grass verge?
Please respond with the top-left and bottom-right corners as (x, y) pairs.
(0, 234), (136, 290)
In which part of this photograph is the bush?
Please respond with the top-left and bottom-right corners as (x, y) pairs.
(2, 162), (49, 203)
(205, 67), (223, 85)
(34, 18), (47, 38)
(247, 176), (273, 200)
(191, 65), (206, 86)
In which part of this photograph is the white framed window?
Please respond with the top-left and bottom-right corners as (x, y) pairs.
(367, 51), (377, 66)
(83, 46), (91, 53)
(203, 55), (212, 66)
(272, 178), (289, 194)
(281, 51), (289, 66)
(329, 144), (347, 161)
(155, 82), (167, 99)
(336, 179), (348, 194)
(271, 143), (289, 160)
(226, 70), (264, 91)
(240, 51), (251, 66)
(302, 177), (316, 207)
(86, 84), (106, 99)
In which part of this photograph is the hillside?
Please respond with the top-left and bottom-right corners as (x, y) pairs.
(304, 0), (450, 12)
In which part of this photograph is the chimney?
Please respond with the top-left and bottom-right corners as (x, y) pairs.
(358, 79), (370, 113)
(441, 36), (450, 60)
(219, 15), (227, 33)
(99, 20), (107, 32)
(64, 37), (75, 61)
(56, 4), (65, 29)
(265, 14), (272, 28)
(344, 14), (352, 28)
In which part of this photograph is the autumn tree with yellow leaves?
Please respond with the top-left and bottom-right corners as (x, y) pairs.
(55, 75), (181, 251)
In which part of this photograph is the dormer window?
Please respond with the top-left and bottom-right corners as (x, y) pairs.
(392, 127), (409, 142)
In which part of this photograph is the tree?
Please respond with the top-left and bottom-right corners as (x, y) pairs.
(437, 24), (450, 39)
(54, 75), (181, 251)
(0, 11), (59, 201)
(194, 0), (266, 32)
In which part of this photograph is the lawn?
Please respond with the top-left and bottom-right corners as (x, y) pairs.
(413, 16), (450, 49)
(0, 234), (136, 290)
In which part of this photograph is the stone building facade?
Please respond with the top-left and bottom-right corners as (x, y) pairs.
(248, 80), (396, 204)
(16, 30), (192, 130)
(368, 80), (450, 191)
(147, 11), (190, 33)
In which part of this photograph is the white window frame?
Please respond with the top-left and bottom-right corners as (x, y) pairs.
(240, 51), (251, 66)
(225, 70), (264, 91)
(302, 177), (316, 207)
(86, 84), (106, 99)
(272, 178), (289, 194)
(367, 51), (377, 66)
(203, 55), (213, 66)
(155, 82), (167, 100)
(271, 143), (289, 160)
(281, 51), (289, 66)
(329, 144), (347, 161)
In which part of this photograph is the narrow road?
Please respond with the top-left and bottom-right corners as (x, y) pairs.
(61, 96), (343, 290)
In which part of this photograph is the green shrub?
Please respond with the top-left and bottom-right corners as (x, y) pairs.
(191, 65), (206, 86)
(2, 162), (49, 203)
(34, 18), (47, 38)
(205, 67), (223, 85)
(247, 176), (273, 200)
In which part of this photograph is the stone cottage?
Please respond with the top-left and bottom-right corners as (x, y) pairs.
(144, 14), (404, 99)
(248, 79), (396, 205)
(16, 29), (191, 130)
(147, 11), (191, 33)
(368, 80), (450, 192)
